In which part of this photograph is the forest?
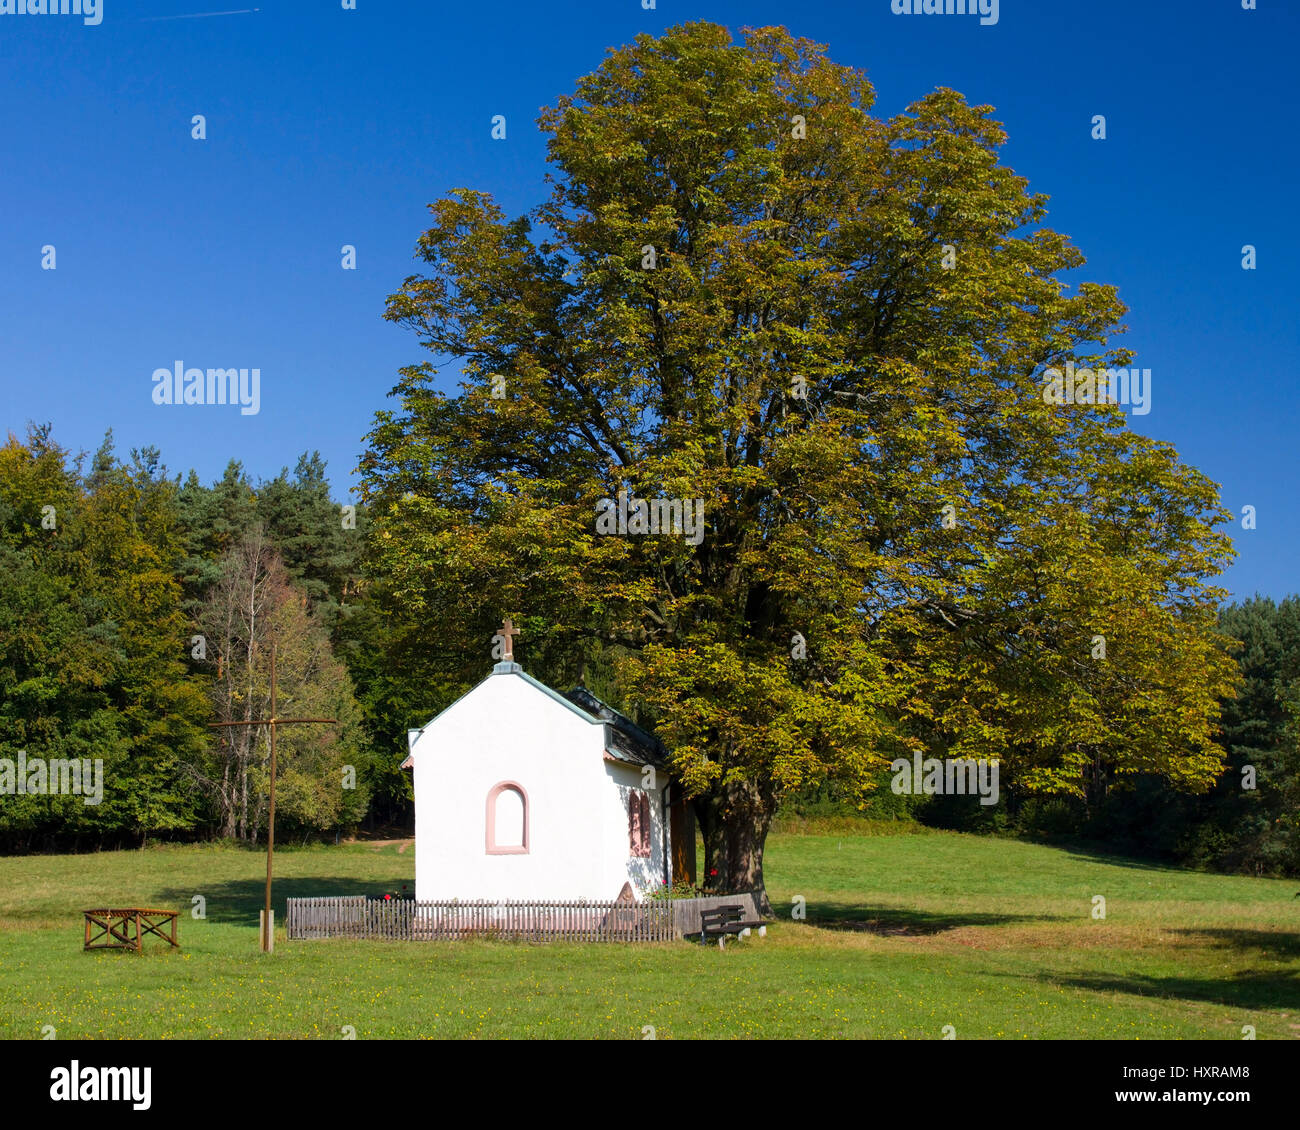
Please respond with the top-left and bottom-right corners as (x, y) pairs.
(0, 424), (1296, 877)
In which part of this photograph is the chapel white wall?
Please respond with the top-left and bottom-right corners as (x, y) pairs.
(410, 671), (667, 901)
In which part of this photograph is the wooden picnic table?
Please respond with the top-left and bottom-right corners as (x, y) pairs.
(83, 908), (180, 953)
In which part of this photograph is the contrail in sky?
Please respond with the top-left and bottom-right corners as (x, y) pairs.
(141, 8), (260, 19)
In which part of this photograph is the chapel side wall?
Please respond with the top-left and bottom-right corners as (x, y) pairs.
(601, 760), (668, 899)
(412, 673), (612, 901)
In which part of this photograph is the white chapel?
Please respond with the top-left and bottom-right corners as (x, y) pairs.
(401, 622), (697, 903)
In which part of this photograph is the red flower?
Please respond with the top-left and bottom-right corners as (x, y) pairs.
(709, 868), (718, 876)
(384, 894), (392, 900)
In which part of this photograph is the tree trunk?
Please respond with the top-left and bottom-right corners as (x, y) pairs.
(698, 778), (776, 916)
(219, 745), (237, 840)
(239, 737), (250, 841)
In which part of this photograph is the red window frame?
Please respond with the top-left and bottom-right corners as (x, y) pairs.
(629, 790), (652, 857)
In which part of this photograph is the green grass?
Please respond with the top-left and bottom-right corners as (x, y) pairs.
(1, 833), (1297, 1039)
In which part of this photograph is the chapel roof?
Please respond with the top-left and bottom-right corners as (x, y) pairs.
(562, 686), (670, 771)
(398, 664), (670, 772)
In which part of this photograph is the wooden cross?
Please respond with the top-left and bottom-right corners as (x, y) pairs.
(495, 617), (520, 662)
(208, 642), (337, 952)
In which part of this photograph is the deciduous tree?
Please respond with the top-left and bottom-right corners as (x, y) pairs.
(360, 23), (1237, 905)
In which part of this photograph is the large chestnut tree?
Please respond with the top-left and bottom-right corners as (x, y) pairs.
(359, 23), (1237, 908)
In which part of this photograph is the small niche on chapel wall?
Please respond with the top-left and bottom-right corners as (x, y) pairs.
(486, 781), (529, 854)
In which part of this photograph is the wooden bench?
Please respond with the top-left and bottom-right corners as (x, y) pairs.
(699, 904), (766, 949)
(83, 908), (179, 954)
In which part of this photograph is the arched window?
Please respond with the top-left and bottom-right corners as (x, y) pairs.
(628, 790), (651, 857)
(486, 782), (529, 854)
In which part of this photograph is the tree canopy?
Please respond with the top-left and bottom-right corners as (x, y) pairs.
(360, 22), (1238, 903)
(0, 429), (381, 851)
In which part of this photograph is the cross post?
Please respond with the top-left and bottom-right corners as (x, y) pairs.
(208, 641), (337, 952)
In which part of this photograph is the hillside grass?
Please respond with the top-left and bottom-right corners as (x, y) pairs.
(0, 832), (1296, 1039)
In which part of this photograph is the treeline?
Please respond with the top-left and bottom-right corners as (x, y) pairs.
(786, 595), (1300, 876)
(2, 425), (1297, 876)
(0, 427), (410, 853)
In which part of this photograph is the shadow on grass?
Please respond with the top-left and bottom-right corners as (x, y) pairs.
(156, 877), (413, 925)
(1169, 927), (1300, 962)
(1035, 837), (1300, 886)
(1031, 837), (1203, 875)
(806, 901), (1053, 936)
(1038, 966), (1300, 1012)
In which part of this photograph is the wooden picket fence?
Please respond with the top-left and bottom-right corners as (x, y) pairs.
(286, 896), (677, 943)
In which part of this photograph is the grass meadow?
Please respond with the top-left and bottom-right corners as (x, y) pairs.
(1, 830), (1297, 1039)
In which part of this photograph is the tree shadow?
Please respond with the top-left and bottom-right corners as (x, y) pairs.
(1040, 839), (1203, 874)
(1169, 927), (1300, 962)
(806, 901), (1053, 936)
(157, 876), (413, 925)
(1035, 838), (1300, 885)
(1035, 967), (1300, 1012)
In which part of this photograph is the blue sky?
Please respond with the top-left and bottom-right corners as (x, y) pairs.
(1, 0), (1294, 600)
